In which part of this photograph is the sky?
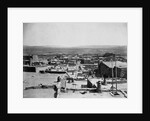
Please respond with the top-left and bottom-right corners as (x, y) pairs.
(23, 22), (127, 47)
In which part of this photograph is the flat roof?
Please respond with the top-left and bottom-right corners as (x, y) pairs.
(103, 61), (127, 68)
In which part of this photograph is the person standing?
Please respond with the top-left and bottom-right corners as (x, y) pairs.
(61, 76), (67, 92)
(53, 76), (61, 98)
(53, 85), (58, 98)
(57, 76), (61, 82)
(56, 76), (61, 97)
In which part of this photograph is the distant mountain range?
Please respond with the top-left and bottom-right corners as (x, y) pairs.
(23, 45), (127, 56)
(24, 45), (126, 48)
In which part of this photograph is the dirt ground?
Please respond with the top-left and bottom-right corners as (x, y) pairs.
(23, 72), (127, 98)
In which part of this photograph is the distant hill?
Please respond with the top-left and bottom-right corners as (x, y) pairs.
(23, 45), (127, 56)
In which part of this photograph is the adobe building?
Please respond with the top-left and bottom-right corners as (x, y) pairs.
(23, 55), (32, 66)
(95, 60), (127, 79)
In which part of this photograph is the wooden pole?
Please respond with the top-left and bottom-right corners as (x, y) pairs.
(111, 59), (113, 91)
(115, 56), (117, 92)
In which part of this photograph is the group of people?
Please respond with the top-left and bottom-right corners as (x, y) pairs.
(53, 76), (67, 98)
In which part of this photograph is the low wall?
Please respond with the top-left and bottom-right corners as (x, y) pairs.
(23, 66), (36, 72)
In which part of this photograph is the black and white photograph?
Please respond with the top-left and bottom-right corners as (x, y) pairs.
(23, 22), (127, 98)
(7, 8), (142, 113)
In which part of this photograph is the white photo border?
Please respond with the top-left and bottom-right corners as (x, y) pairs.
(8, 8), (142, 113)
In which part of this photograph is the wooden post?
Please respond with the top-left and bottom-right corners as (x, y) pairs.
(111, 59), (114, 91)
(115, 56), (117, 92)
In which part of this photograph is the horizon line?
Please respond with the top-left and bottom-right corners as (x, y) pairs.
(23, 45), (127, 48)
